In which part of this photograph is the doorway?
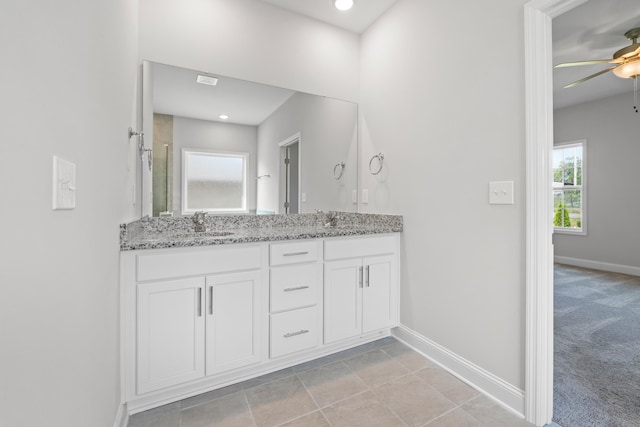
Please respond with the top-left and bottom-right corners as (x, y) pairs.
(524, 0), (592, 425)
(278, 133), (301, 214)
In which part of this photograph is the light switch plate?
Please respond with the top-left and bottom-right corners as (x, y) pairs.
(53, 156), (76, 210)
(489, 181), (514, 205)
(301, 192), (307, 203)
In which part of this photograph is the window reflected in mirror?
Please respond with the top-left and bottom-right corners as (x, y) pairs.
(182, 149), (248, 214)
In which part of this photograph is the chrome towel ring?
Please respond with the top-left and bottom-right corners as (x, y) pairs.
(333, 162), (345, 180)
(369, 152), (384, 175)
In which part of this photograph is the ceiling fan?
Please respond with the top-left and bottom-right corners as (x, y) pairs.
(555, 27), (640, 88)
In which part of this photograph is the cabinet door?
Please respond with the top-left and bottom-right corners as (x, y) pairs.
(324, 258), (362, 344)
(205, 271), (262, 375)
(137, 278), (205, 394)
(362, 255), (395, 333)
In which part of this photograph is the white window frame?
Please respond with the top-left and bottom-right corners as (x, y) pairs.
(553, 139), (587, 236)
(181, 148), (249, 215)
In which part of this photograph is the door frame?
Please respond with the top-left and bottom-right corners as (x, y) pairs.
(278, 132), (301, 214)
(524, 0), (589, 425)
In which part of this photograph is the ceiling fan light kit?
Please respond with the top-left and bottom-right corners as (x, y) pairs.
(556, 27), (640, 86)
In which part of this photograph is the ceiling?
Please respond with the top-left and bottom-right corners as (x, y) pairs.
(258, 0), (399, 34)
(553, 0), (640, 109)
(153, 63), (295, 126)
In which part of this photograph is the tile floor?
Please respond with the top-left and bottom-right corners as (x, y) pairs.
(128, 337), (534, 427)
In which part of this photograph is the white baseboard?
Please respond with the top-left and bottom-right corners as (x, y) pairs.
(392, 324), (525, 417)
(114, 403), (129, 427)
(555, 256), (640, 277)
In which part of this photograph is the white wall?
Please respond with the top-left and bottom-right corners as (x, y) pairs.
(360, 0), (527, 389)
(0, 0), (138, 426)
(139, 0), (360, 102)
(554, 92), (640, 269)
(257, 92), (358, 214)
(172, 116), (258, 213)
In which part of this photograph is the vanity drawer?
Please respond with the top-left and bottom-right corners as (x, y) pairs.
(270, 306), (320, 358)
(137, 245), (262, 282)
(270, 240), (321, 266)
(324, 234), (397, 261)
(270, 263), (321, 313)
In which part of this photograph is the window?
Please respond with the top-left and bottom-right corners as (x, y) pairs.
(182, 149), (248, 214)
(553, 140), (586, 235)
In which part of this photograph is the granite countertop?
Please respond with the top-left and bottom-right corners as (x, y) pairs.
(120, 212), (403, 251)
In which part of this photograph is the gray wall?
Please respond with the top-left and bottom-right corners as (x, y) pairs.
(554, 92), (640, 269)
(257, 92), (358, 214)
(359, 0), (527, 389)
(0, 0), (139, 425)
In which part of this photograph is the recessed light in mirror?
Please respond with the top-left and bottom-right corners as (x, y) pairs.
(196, 75), (218, 86)
(219, 114), (229, 120)
(334, 0), (354, 11)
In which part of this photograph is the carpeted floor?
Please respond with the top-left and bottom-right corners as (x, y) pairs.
(553, 264), (640, 427)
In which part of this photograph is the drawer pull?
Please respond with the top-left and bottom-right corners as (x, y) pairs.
(284, 285), (310, 292)
(284, 329), (310, 338)
(283, 251), (309, 257)
(197, 288), (202, 317)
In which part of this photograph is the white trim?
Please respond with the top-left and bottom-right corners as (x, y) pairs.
(555, 256), (640, 277)
(524, 1), (589, 425)
(113, 403), (129, 427)
(392, 325), (525, 417)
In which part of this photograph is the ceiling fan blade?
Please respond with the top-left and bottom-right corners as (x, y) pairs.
(555, 59), (613, 68)
(563, 66), (618, 88)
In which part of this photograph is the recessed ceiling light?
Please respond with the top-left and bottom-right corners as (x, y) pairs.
(219, 114), (229, 120)
(196, 74), (218, 86)
(334, 0), (354, 11)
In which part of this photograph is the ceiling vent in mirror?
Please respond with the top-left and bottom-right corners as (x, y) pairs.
(334, 0), (354, 11)
(196, 75), (219, 86)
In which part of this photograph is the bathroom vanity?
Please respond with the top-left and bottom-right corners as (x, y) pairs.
(120, 213), (402, 413)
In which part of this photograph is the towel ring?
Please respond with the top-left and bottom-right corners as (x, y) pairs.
(333, 162), (345, 180)
(369, 153), (384, 175)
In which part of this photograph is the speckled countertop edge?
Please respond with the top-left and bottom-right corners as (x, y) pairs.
(120, 212), (403, 251)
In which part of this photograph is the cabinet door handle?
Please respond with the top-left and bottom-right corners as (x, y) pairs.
(359, 266), (363, 288)
(365, 265), (370, 287)
(197, 288), (202, 317)
(284, 285), (310, 292)
(209, 286), (214, 315)
(283, 251), (309, 257)
(284, 329), (309, 338)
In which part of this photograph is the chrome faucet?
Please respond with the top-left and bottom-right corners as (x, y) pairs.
(325, 211), (339, 227)
(192, 211), (207, 232)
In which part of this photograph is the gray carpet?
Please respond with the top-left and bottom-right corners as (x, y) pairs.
(553, 264), (640, 427)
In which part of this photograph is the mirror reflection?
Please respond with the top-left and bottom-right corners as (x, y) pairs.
(142, 61), (358, 217)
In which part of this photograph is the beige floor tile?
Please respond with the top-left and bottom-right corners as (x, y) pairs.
(278, 411), (331, 427)
(425, 408), (483, 426)
(373, 374), (456, 426)
(180, 383), (244, 410)
(415, 366), (480, 404)
(298, 361), (368, 407)
(246, 375), (318, 427)
(380, 341), (435, 372)
(128, 403), (180, 427)
(343, 349), (409, 387)
(322, 390), (405, 427)
(462, 395), (534, 427)
(241, 367), (296, 389)
(180, 391), (255, 427)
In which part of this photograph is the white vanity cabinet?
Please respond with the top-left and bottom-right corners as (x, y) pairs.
(121, 232), (399, 414)
(123, 243), (266, 400)
(269, 240), (323, 358)
(323, 235), (399, 344)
